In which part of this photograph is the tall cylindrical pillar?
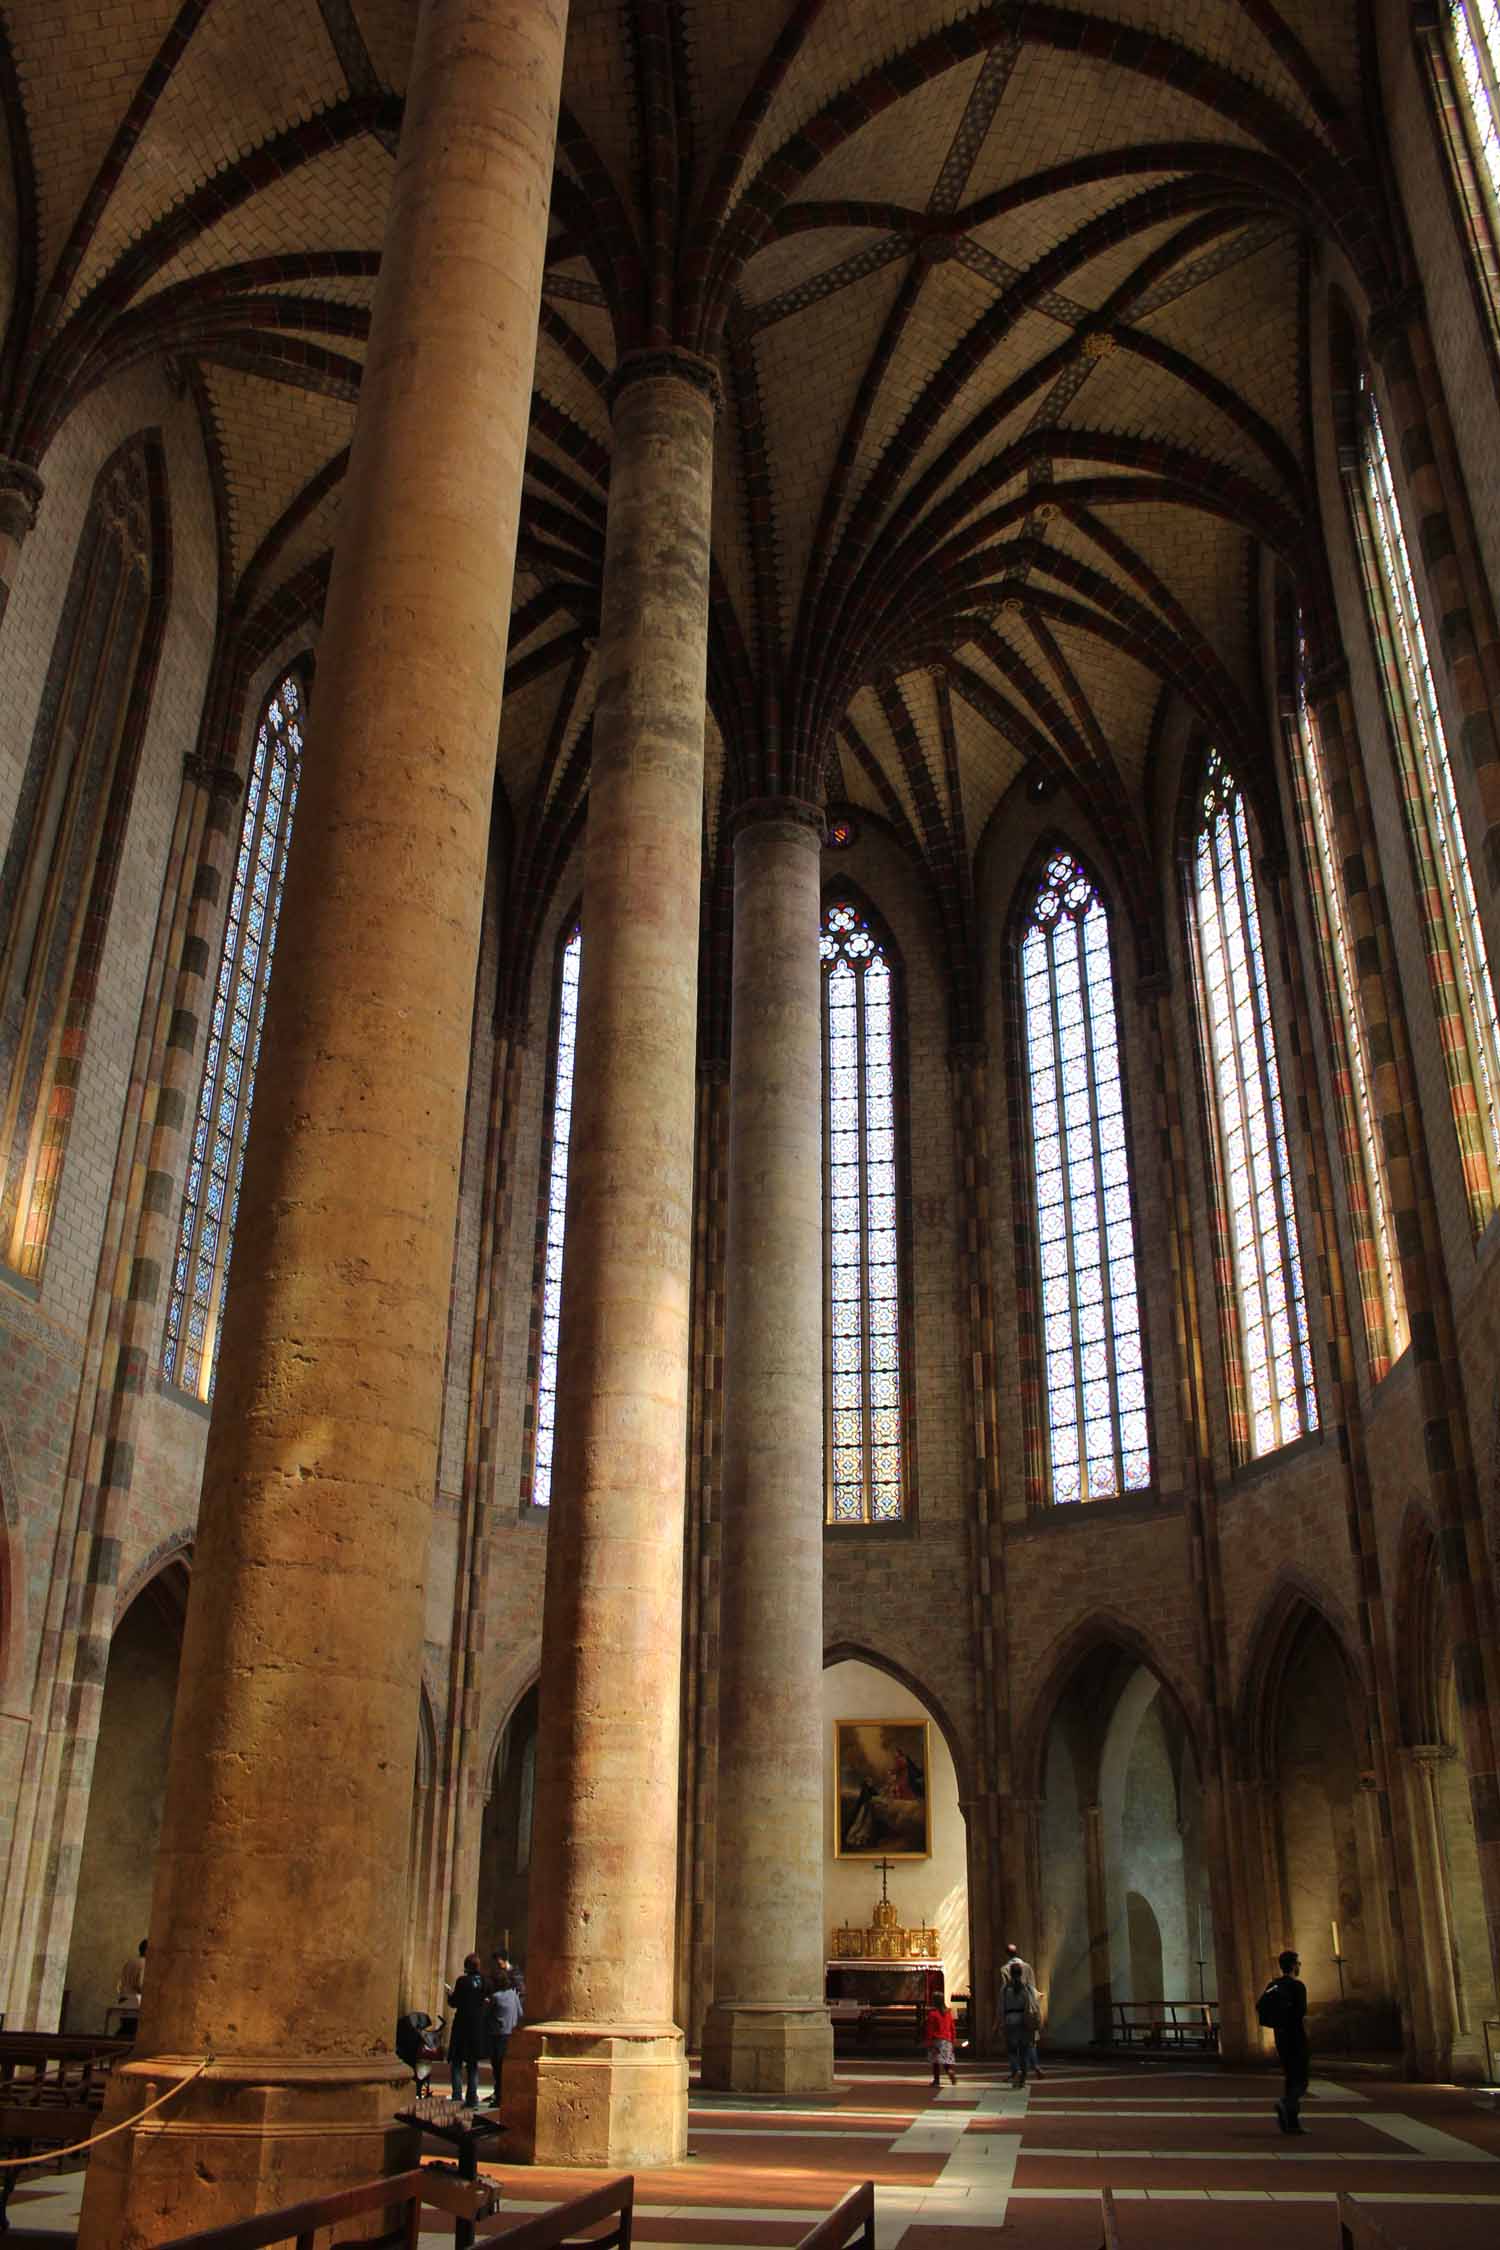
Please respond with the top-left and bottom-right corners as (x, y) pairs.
(508, 347), (719, 2168)
(701, 801), (833, 2094)
(78, 1), (566, 2240)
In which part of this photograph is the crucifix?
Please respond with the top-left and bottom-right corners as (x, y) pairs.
(873, 1857), (896, 1905)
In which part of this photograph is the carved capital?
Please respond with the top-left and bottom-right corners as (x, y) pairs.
(0, 455), (44, 548)
(1136, 969), (1172, 1005)
(607, 345), (724, 418)
(1303, 653), (1351, 706)
(1406, 1740), (1458, 1769)
(183, 752), (245, 804)
(728, 793), (825, 848)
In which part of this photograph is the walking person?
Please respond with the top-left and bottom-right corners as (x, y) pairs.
(1257, 1948), (1310, 2134)
(1001, 1959), (1042, 2088)
(485, 1971), (524, 2105)
(1000, 1941), (1043, 2078)
(923, 1992), (959, 2089)
(445, 1953), (488, 2109)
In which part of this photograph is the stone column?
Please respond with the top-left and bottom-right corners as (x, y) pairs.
(507, 346), (719, 2169)
(0, 455), (43, 624)
(701, 799), (833, 2094)
(1083, 1803), (1112, 2048)
(78, 2), (566, 2241)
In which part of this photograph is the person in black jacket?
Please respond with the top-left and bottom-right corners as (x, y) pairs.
(1268, 1949), (1310, 2134)
(446, 1954), (488, 2108)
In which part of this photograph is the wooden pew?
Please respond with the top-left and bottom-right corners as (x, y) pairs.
(794, 2181), (876, 2250)
(1336, 2192), (1408, 2250)
(476, 2173), (635, 2250)
(0, 2034), (131, 2233)
(154, 2166), (491, 2249)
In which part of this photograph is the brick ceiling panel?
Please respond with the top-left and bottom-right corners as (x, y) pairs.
(250, 274), (378, 311)
(704, 705), (726, 858)
(351, 0), (418, 92)
(1025, 0), (1324, 130)
(1135, 233), (1301, 453)
(1053, 342), (1282, 495)
(735, 0), (992, 206)
(131, 133), (395, 307)
(559, 0), (637, 219)
(1025, 615), (1161, 795)
(945, 670), (1023, 847)
(255, 474), (344, 608)
(62, 0), (350, 318)
(542, 291), (615, 372)
(967, 180), (1181, 307)
(795, 55), (985, 209)
(495, 649), (584, 816)
(846, 682), (920, 836)
(1278, 0), (1361, 113)
(960, 48), (1261, 212)
(893, 668), (951, 826)
(740, 224), (897, 316)
(681, 0), (792, 196)
(842, 254), (1001, 516)
(533, 323), (611, 453)
(902, 306), (1078, 504)
(200, 360), (354, 585)
(749, 259), (911, 625)
(13, 0), (186, 281)
(1045, 211), (1203, 317)
(0, 94), (16, 336)
(1070, 500), (1252, 691)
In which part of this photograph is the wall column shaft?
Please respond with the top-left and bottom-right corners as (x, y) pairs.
(77, 0), (565, 2237)
(702, 803), (833, 2094)
(508, 348), (718, 2168)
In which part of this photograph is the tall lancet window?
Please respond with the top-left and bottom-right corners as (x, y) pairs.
(1285, 646), (1407, 1375)
(1019, 851), (1150, 1502)
(1419, 0), (1500, 337)
(164, 671), (303, 1399)
(822, 898), (908, 1524)
(1191, 748), (1318, 1459)
(1351, 377), (1500, 1228)
(523, 923), (580, 1509)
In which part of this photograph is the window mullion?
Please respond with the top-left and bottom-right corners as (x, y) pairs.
(1211, 815), (1275, 1412)
(1239, 829), (1302, 1447)
(856, 958), (872, 1526)
(1078, 910), (1123, 1489)
(1046, 918), (1086, 1499)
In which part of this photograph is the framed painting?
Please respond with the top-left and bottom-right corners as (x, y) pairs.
(834, 1719), (931, 1858)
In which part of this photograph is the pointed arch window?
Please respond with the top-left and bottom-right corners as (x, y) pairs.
(822, 898), (908, 1524)
(1347, 373), (1500, 1228)
(1019, 851), (1151, 1503)
(1417, 0), (1500, 341)
(164, 670), (303, 1399)
(1190, 748), (1319, 1459)
(1283, 638), (1408, 1376)
(522, 923), (580, 1510)
(0, 438), (164, 1281)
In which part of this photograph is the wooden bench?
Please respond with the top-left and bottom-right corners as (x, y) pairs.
(0, 2035), (132, 2233)
(154, 2166), (492, 2249)
(794, 2181), (875, 2250)
(472, 2173), (635, 2250)
(1336, 2192), (1408, 2250)
(1110, 2001), (1219, 2052)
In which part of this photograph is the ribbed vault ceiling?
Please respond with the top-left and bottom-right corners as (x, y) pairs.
(0, 0), (1409, 1022)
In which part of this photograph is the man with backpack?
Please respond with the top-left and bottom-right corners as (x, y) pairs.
(1257, 1948), (1310, 2133)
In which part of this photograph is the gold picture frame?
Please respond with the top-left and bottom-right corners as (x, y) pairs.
(834, 1718), (931, 1859)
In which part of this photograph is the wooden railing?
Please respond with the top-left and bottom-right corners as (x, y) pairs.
(794, 2181), (876, 2250)
(153, 2166), (488, 2250)
(1110, 2000), (1219, 2051)
(471, 2173), (634, 2250)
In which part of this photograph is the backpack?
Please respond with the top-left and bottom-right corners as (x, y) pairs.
(1255, 1978), (1289, 2030)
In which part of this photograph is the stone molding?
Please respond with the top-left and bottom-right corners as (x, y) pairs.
(1304, 653), (1352, 706)
(183, 752), (246, 803)
(606, 346), (724, 418)
(727, 794), (825, 847)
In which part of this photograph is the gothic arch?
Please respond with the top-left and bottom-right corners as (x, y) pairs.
(822, 1641), (969, 1797)
(483, 1669), (542, 1798)
(1235, 1572), (1366, 1781)
(1016, 1611), (1200, 1801)
(115, 1533), (193, 1632)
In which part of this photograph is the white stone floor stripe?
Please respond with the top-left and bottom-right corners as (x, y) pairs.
(1002, 2188), (1500, 2204)
(688, 2127), (896, 2141)
(1364, 2111), (1499, 2161)
(1310, 2078), (1370, 2101)
(1019, 2147), (1489, 2163)
(878, 2078), (1029, 2246)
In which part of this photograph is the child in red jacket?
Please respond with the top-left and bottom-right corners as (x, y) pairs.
(923, 1997), (958, 2088)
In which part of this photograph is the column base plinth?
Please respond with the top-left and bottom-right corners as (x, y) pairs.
(76, 2053), (415, 2250)
(506, 2020), (687, 2166)
(699, 2004), (835, 2095)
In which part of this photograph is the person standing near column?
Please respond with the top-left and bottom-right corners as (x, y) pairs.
(1258, 1948), (1310, 2133)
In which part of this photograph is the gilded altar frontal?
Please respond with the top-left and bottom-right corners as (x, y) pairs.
(1, 0), (1499, 2240)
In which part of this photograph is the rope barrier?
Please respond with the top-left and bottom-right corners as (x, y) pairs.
(0, 2053), (214, 2167)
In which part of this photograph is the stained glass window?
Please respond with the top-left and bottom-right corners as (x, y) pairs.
(525, 924), (580, 1509)
(822, 898), (906, 1523)
(1020, 852), (1151, 1502)
(164, 670), (302, 1399)
(1355, 376), (1500, 1227)
(1286, 646), (1408, 1375)
(1192, 748), (1319, 1459)
(1441, 0), (1500, 331)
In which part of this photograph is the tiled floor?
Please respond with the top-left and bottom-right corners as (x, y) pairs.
(7, 2058), (1500, 2244)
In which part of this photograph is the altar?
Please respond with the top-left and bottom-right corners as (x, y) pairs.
(824, 1867), (946, 2047)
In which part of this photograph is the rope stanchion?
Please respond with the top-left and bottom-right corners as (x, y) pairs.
(0, 2053), (215, 2168)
